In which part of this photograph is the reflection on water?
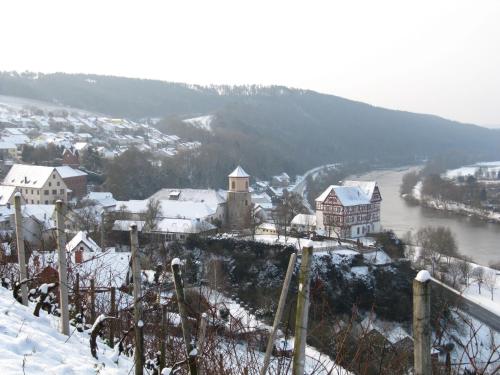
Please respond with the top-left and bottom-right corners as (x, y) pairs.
(354, 168), (500, 265)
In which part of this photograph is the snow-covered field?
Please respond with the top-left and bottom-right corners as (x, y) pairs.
(453, 261), (500, 317)
(183, 115), (213, 132)
(410, 248), (500, 316)
(439, 309), (500, 371)
(411, 180), (500, 223)
(0, 287), (132, 374)
(445, 161), (500, 179)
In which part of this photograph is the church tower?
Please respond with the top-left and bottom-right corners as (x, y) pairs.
(226, 166), (251, 230)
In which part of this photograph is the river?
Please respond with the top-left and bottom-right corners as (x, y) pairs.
(351, 167), (500, 265)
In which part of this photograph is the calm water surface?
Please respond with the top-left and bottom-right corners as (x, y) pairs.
(353, 168), (500, 265)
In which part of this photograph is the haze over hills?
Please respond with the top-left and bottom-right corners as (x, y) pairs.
(1, 71), (499, 179)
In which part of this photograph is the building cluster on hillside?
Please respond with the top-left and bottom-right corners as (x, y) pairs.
(0, 142), (382, 253)
(0, 102), (201, 164)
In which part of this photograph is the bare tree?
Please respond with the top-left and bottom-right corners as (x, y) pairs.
(273, 191), (307, 242)
(447, 261), (463, 289)
(143, 198), (162, 233)
(472, 267), (485, 295)
(459, 257), (473, 287)
(484, 269), (497, 301)
(416, 226), (458, 274)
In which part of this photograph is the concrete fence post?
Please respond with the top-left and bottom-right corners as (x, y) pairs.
(413, 270), (432, 375)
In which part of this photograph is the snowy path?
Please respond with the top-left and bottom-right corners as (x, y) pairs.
(431, 277), (500, 331)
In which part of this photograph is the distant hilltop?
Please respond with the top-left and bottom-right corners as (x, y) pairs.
(1, 71), (500, 177)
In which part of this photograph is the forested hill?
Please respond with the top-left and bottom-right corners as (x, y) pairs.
(1, 71), (500, 178)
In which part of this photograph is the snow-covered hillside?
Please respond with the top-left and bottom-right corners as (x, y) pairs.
(0, 287), (132, 374)
(183, 115), (213, 132)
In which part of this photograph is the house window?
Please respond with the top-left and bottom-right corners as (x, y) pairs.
(53, 174), (55, 179)
(231, 181), (235, 190)
(245, 181), (248, 189)
(49, 182), (52, 187)
(31, 200), (34, 204)
(245, 200), (248, 206)
(37, 200), (39, 204)
(52, 190), (57, 195)
(60, 189), (64, 194)
(45, 200), (48, 204)
(31, 190), (33, 194)
(44, 190), (49, 195)
(57, 182), (60, 186)
(37, 190), (39, 195)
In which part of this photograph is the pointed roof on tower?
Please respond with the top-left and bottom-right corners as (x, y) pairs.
(228, 166), (249, 178)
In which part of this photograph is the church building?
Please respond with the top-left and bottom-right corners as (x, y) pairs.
(226, 166), (252, 230)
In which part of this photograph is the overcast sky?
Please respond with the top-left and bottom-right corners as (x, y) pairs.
(1, 1), (499, 126)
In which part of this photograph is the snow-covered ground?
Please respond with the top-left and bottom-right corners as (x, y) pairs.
(438, 309), (500, 371)
(451, 261), (500, 317)
(409, 248), (500, 316)
(0, 287), (133, 374)
(183, 115), (213, 132)
(411, 179), (500, 223)
(200, 287), (352, 374)
(445, 161), (500, 179)
(251, 234), (370, 251)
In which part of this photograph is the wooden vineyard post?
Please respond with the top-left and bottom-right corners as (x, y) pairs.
(55, 200), (70, 335)
(292, 242), (313, 375)
(172, 258), (197, 375)
(14, 192), (28, 305)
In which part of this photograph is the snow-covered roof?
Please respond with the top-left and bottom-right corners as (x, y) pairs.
(0, 140), (17, 150)
(66, 231), (101, 253)
(2, 134), (29, 145)
(228, 166), (249, 178)
(84, 192), (116, 208)
(149, 188), (226, 206)
(342, 180), (377, 198)
(22, 204), (56, 228)
(74, 142), (88, 151)
(116, 199), (218, 219)
(113, 218), (215, 234)
(55, 166), (87, 179)
(361, 317), (412, 345)
(291, 213), (317, 226)
(155, 218), (216, 233)
(258, 223), (277, 231)
(112, 220), (145, 232)
(315, 185), (371, 206)
(0, 185), (16, 205)
(4, 164), (60, 188)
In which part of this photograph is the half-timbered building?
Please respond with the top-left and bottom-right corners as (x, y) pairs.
(315, 180), (381, 239)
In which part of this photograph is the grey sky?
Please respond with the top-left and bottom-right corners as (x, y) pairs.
(1, 0), (499, 126)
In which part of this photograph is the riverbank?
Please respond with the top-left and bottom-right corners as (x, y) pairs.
(354, 168), (500, 265)
(404, 180), (500, 225)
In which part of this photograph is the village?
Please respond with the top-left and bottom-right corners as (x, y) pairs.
(0, 107), (499, 374)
